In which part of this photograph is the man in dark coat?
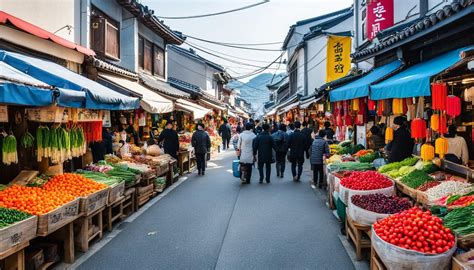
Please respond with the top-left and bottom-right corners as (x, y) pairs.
(236, 122), (242, 134)
(301, 121), (314, 159)
(218, 120), (231, 150)
(272, 123), (288, 178)
(287, 121), (308, 181)
(253, 123), (276, 183)
(386, 116), (414, 163)
(324, 121), (335, 141)
(192, 123), (211, 176)
(157, 121), (179, 160)
(311, 130), (330, 188)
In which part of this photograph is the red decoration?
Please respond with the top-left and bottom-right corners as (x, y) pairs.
(438, 113), (447, 134)
(431, 82), (447, 110)
(377, 100), (384, 116)
(446, 95), (461, 117)
(368, 99), (376, 111)
(411, 118), (427, 139)
(345, 114), (353, 126)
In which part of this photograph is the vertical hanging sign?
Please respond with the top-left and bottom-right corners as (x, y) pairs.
(367, 0), (394, 41)
(326, 35), (352, 83)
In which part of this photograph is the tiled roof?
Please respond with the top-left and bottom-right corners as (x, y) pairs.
(352, 1), (474, 61)
(139, 74), (190, 98)
(168, 77), (201, 94)
(266, 75), (288, 90)
(116, 0), (185, 45)
(318, 71), (364, 92)
(168, 45), (225, 72)
(88, 57), (138, 79)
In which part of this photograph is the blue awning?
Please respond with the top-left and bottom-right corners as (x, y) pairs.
(370, 46), (474, 100)
(0, 83), (54, 106)
(0, 50), (140, 110)
(329, 60), (402, 102)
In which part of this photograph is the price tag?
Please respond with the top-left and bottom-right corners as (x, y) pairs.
(0, 105), (8, 122)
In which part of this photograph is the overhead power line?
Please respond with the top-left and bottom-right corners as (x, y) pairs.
(186, 35), (283, 51)
(156, 0), (270, 19)
(186, 35), (282, 46)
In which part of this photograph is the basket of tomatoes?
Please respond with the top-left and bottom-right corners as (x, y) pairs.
(372, 207), (456, 270)
(339, 171), (394, 205)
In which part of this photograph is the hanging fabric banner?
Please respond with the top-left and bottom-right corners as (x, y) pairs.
(367, 0), (394, 41)
(326, 35), (352, 83)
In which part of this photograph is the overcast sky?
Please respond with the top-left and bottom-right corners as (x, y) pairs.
(143, 0), (352, 81)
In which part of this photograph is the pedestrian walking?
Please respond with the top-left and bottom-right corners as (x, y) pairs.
(237, 123), (257, 184)
(219, 120), (231, 150)
(157, 121), (179, 159)
(254, 119), (262, 135)
(236, 122), (242, 134)
(253, 123), (276, 184)
(287, 121), (307, 181)
(386, 116), (414, 163)
(301, 121), (314, 159)
(286, 123), (295, 136)
(192, 123), (211, 176)
(272, 123), (288, 178)
(311, 130), (330, 188)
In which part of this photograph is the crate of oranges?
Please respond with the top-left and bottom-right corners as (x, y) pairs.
(43, 174), (110, 216)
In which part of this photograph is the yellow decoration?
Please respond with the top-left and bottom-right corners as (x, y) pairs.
(430, 114), (439, 131)
(326, 35), (352, 82)
(420, 143), (435, 161)
(352, 99), (359, 111)
(385, 127), (394, 143)
(392, 98), (404, 114)
(435, 137), (448, 159)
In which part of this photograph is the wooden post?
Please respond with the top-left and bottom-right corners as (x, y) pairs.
(63, 223), (74, 263)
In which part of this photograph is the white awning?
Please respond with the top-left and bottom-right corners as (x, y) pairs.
(228, 110), (237, 118)
(235, 106), (247, 115)
(99, 73), (173, 113)
(176, 98), (211, 119)
(278, 101), (299, 114)
(199, 99), (227, 111)
(265, 107), (277, 116)
(299, 96), (323, 109)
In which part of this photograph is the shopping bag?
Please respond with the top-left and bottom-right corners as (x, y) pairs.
(232, 160), (241, 178)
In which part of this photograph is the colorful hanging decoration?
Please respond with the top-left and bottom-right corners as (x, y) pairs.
(351, 98), (360, 111)
(392, 98), (404, 114)
(438, 113), (447, 134)
(431, 82), (447, 110)
(345, 113), (353, 126)
(446, 95), (461, 117)
(435, 137), (448, 159)
(385, 127), (393, 143)
(368, 99), (376, 111)
(411, 118), (427, 139)
(430, 114), (439, 131)
(377, 100), (384, 116)
(383, 99), (392, 116)
(420, 143), (435, 161)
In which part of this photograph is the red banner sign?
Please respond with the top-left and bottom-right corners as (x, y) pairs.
(366, 0), (394, 40)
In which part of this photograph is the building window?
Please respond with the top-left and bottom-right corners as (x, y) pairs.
(138, 36), (165, 78)
(91, 6), (120, 60)
(289, 62), (297, 95)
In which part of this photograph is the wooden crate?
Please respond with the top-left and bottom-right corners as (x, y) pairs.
(37, 198), (80, 236)
(0, 241), (29, 270)
(79, 188), (110, 216)
(370, 246), (387, 270)
(393, 179), (418, 200)
(155, 163), (169, 176)
(108, 181), (125, 205)
(141, 170), (156, 180)
(346, 210), (371, 261)
(457, 234), (474, 250)
(104, 196), (125, 232)
(136, 184), (154, 207)
(122, 188), (136, 217)
(0, 216), (37, 254)
(74, 207), (104, 253)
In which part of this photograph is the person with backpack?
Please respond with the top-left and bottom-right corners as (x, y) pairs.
(219, 120), (231, 150)
(272, 123), (288, 178)
(253, 123), (276, 184)
(311, 129), (330, 188)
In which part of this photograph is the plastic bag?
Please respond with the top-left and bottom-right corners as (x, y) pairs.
(339, 182), (394, 205)
(347, 197), (391, 226)
(372, 227), (456, 270)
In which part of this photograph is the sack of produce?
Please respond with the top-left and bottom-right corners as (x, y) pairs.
(339, 171), (395, 205)
(372, 208), (456, 270)
(347, 194), (411, 226)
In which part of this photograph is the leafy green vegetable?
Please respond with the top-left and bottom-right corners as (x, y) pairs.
(400, 170), (433, 189)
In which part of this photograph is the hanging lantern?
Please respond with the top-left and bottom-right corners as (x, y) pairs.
(431, 82), (447, 110)
(377, 100), (384, 116)
(385, 127), (394, 143)
(438, 113), (447, 134)
(430, 114), (439, 131)
(411, 118), (427, 139)
(446, 95), (461, 117)
(368, 99), (376, 111)
(435, 137), (448, 159)
(421, 143), (435, 161)
(392, 98), (404, 114)
(351, 98), (360, 111)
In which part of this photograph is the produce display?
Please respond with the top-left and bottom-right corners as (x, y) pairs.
(42, 173), (107, 197)
(335, 141), (365, 155)
(36, 125), (86, 162)
(351, 194), (411, 214)
(425, 181), (472, 202)
(327, 162), (373, 172)
(326, 154), (342, 164)
(378, 157), (419, 173)
(443, 204), (474, 235)
(178, 133), (192, 150)
(0, 185), (75, 215)
(2, 134), (18, 165)
(353, 149), (373, 157)
(20, 131), (35, 149)
(417, 181), (441, 192)
(447, 194), (474, 208)
(76, 170), (123, 186)
(358, 151), (379, 163)
(373, 207), (455, 254)
(78, 121), (103, 143)
(0, 207), (31, 228)
(340, 171), (392, 190)
(400, 170), (434, 189)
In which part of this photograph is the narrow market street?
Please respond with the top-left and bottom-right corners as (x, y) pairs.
(75, 149), (354, 270)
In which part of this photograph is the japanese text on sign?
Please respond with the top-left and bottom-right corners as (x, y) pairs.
(367, 0), (394, 40)
(326, 35), (351, 83)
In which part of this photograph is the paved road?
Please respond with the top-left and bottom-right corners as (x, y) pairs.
(77, 150), (353, 270)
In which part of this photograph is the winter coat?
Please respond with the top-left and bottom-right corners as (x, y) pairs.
(238, 130), (256, 164)
(272, 130), (288, 153)
(219, 124), (231, 138)
(287, 130), (308, 160)
(301, 127), (314, 151)
(191, 130), (211, 154)
(157, 128), (179, 158)
(325, 127), (335, 140)
(386, 127), (414, 163)
(370, 134), (385, 150)
(310, 136), (329, 165)
(253, 131), (276, 163)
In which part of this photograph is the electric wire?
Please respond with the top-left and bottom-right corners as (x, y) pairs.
(186, 35), (283, 51)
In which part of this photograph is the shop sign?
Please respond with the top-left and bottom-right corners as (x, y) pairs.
(26, 106), (68, 123)
(367, 0), (394, 41)
(326, 35), (352, 82)
(356, 125), (367, 148)
(102, 111), (111, 127)
(317, 104), (324, 112)
(0, 105), (8, 122)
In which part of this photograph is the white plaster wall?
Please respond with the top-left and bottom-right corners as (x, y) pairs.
(168, 48), (207, 90)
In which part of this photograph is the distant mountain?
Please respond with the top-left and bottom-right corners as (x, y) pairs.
(227, 73), (286, 116)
